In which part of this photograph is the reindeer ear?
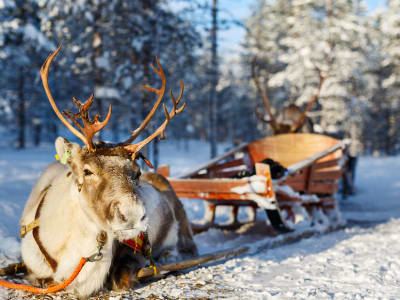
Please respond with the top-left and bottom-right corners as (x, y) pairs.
(55, 137), (81, 165)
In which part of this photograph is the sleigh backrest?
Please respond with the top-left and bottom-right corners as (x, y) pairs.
(247, 133), (345, 196)
(247, 133), (342, 168)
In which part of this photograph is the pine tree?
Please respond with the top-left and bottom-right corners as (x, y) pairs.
(244, 0), (371, 142)
(0, 0), (50, 148)
(376, 0), (400, 154)
(40, 0), (201, 163)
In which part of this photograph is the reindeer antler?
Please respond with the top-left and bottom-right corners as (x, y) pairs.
(251, 59), (278, 131)
(40, 44), (112, 151)
(290, 68), (325, 133)
(123, 56), (166, 144)
(122, 57), (186, 160)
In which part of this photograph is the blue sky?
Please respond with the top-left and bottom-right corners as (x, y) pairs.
(218, 0), (385, 56)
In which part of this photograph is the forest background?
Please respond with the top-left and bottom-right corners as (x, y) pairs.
(0, 0), (398, 169)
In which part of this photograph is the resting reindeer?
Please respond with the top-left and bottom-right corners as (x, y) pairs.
(252, 63), (326, 134)
(20, 45), (197, 298)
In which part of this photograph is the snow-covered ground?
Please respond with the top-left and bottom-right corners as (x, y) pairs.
(0, 141), (399, 299)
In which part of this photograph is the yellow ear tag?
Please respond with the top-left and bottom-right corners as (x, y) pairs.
(57, 150), (71, 165)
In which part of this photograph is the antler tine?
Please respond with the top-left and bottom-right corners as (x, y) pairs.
(251, 59), (278, 130)
(124, 83), (186, 160)
(40, 44), (89, 148)
(170, 80), (184, 110)
(291, 69), (326, 133)
(41, 45), (112, 151)
(123, 56), (166, 144)
(78, 102), (112, 150)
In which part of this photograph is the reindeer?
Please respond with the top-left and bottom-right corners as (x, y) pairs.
(19, 45), (197, 298)
(252, 63), (326, 135)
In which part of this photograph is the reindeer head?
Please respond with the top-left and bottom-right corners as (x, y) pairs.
(252, 60), (325, 135)
(41, 45), (185, 241)
(54, 137), (146, 241)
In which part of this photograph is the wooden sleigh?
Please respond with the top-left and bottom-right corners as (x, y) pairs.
(158, 133), (349, 234)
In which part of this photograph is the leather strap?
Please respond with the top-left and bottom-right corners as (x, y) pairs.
(20, 185), (58, 272)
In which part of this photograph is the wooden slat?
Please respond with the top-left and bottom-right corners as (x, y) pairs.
(311, 170), (342, 181)
(275, 191), (302, 202)
(308, 182), (339, 194)
(284, 182), (307, 192)
(169, 178), (255, 194)
(208, 158), (246, 172)
(319, 196), (336, 204)
(313, 158), (341, 170)
(214, 170), (246, 178)
(169, 163), (273, 204)
(190, 173), (210, 179)
(180, 143), (248, 178)
(176, 190), (255, 201)
(282, 170), (308, 184)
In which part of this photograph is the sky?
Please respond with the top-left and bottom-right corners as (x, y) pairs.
(218, 0), (386, 57)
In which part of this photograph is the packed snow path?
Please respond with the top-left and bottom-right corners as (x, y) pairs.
(0, 143), (399, 299)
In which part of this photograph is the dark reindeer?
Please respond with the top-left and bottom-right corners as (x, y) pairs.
(252, 62), (326, 134)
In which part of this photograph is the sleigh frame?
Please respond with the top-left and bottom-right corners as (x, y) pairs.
(158, 133), (349, 234)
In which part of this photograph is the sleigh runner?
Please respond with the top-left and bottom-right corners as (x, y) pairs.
(158, 133), (349, 233)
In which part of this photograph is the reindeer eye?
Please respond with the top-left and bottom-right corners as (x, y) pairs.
(84, 169), (93, 176)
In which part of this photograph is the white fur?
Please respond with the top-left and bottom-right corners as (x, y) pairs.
(137, 181), (179, 256)
(21, 167), (114, 297)
(20, 137), (189, 297)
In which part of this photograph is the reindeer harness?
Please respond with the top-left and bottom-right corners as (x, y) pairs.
(15, 179), (155, 294)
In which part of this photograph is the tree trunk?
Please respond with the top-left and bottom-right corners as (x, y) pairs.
(92, 2), (103, 142)
(33, 124), (41, 146)
(140, 0), (157, 168)
(17, 67), (25, 149)
(209, 0), (218, 158)
(153, 138), (159, 170)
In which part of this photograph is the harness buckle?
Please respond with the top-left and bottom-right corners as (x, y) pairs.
(87, 246), (103, 262)
(19, 226), (27, 238)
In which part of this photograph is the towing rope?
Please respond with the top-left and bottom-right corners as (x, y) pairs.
(0, 257), (87, 294)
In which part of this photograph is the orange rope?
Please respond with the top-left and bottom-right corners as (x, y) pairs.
(0, 257), (87, 294)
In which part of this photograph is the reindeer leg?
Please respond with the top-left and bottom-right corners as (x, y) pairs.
(107, 243), (146, 291)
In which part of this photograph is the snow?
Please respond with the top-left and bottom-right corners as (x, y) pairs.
(23, 24), (52, 50)
(275, 184), (320, 203)
(94, 86), (120, 99)
(0, 142), (400, 299)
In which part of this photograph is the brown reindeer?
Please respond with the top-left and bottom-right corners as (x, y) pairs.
(252, 63), (326, 134)
(20, 45), (197, 298)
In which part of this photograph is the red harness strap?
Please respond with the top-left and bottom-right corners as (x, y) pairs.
(123, 232), (145, 253)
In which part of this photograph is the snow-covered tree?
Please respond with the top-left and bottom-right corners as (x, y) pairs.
(242, 0), (295, 136)
(244, 0), (372, 145)
(0, 0), (51, 147)
(374, 0), (400, 154)
(39, 0), (201, 165)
